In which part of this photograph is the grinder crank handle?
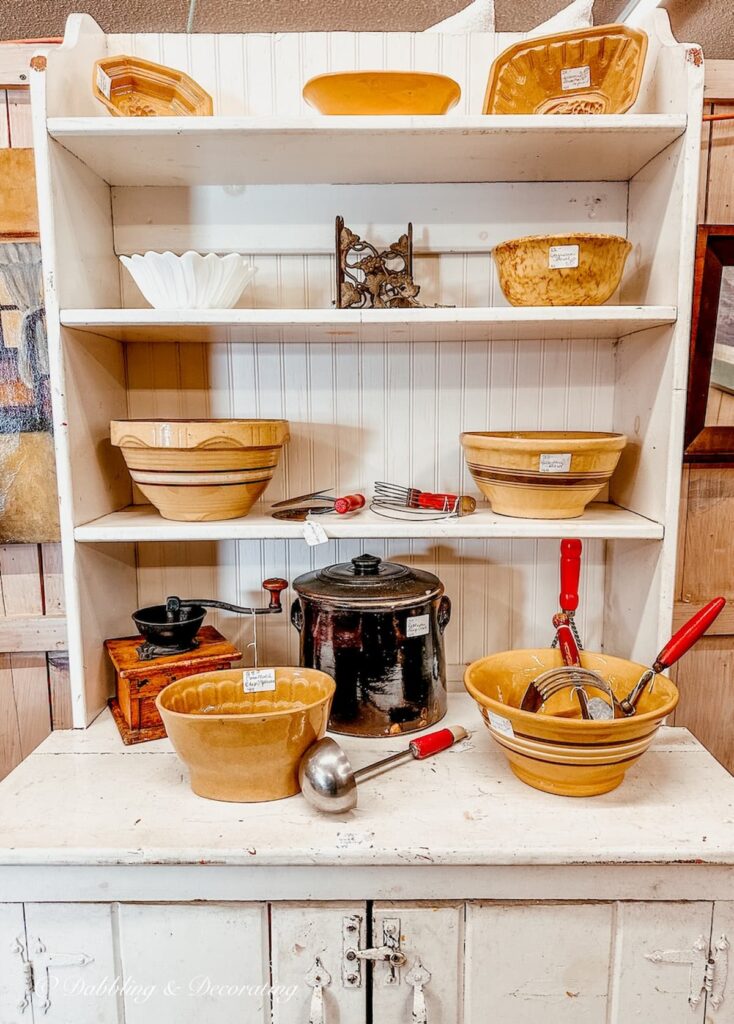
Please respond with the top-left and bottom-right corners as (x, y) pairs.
(172, 578), (289, 616)
(654, 597), (726, 671)
(559, 539), (582, 615)
(262, 578), (288, 612)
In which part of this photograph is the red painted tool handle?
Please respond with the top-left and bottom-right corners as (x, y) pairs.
(553, 612), (582, 666)
(416, 493), (477, 515)
(333, 493), (366, 514)
(409, 728), (462, 759)
(559, 539), (582, 614)
(655, 597), (726, 670)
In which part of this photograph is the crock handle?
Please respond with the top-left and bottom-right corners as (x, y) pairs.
(291, 598), (304, 632)
(438, 596), (451, 634)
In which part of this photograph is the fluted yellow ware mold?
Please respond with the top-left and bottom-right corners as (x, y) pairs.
(460, 430), (627, 519)
(484, 24), (648, 115)
(111, 418), (289, 521)
(156, 668), (336, 802)
(303, 71), (461, 115)
(493, 233), (632, 307)
(465, 649), (678, 797)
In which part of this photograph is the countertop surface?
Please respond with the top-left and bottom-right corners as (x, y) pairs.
(1, 694), (733, 868)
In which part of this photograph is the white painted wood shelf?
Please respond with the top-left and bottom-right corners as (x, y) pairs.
(73, 502), (663, 542)
(47, 115), (687, 187)
(62, 305), (678, 344)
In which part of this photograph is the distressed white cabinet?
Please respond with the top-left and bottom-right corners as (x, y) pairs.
(0, 904), (30, 1022)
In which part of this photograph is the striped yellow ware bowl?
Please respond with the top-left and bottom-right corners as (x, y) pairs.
(111, 418), (289, 521)
(157, 667), (336, 802)
(464, 648), (678, 797)
(460, 430), (626, 519)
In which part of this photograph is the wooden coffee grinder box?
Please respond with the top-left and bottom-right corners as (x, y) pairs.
(105, 627), (242, 744)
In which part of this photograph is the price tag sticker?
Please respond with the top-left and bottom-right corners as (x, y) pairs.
(406, 614), (430, 638)
(487, 710), (514, 737)
(549, 244), (579, 269)
(539, 453), (572, 473)
(96, 65), (112, 100)
(243, 668), (276, 693)
(336, 831), (375, 849)
(561, 65), (591, 90)
(303, 519), (329, 546)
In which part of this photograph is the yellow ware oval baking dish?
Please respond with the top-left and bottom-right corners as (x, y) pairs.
(156, 667), (336, 802)
(302, 71), (461, 115)
(464, 648), (678, 797)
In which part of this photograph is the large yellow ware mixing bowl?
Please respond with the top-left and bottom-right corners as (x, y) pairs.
(302, 71), (461, 115)
(464, 649), (678, 797)
(156, 667), (335, 802)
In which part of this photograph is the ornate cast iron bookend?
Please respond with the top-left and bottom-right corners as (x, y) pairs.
(336, 216), (424, 309)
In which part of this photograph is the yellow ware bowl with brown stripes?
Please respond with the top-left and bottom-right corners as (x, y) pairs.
(460, 430), (626, 519)
(156, 667), (335, 802)
(111, 418), (289, 521)
(464, 648), (678, 797)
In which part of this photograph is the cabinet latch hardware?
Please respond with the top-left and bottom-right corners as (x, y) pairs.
(305, 957), (331, 1024)
(406, 958), (431, 1023)
(646, 933), (729, 1010)
(10, 937), (32, 1014)
(342, 915), (406, 988)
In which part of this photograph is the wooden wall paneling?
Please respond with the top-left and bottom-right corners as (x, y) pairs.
(706, 102), (734, 223)
(0, 655), (21, 778)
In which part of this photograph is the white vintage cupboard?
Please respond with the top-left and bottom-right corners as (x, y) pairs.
(2, 9), (732, 1024)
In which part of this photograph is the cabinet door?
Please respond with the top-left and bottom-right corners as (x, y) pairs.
(117, 903), (269, 1024)
(372, 903), (463, 1024)
(24, 903), (119, 1023)
(612, 901), (712, 1023)
(708, 901), (734, 1020)
(465, 902), (614, 1024)
(0, 904), (30, 1023)
(271, 902), (367, 1024)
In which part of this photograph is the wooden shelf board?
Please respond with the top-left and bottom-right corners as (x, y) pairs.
(47, 114), (687, 186)
(61, 306), (677, 343)
(74, 503), (664, 542)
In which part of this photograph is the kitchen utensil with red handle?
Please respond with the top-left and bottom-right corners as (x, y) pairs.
(332, 493), (366, 514)
(374, 481), (477, 516)
(299, 725), (469, 812)
(619, 596), (727, 715)
(552, 539), (583, 648)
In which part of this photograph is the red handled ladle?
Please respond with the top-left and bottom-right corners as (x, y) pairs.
(132, 578), (288, 654)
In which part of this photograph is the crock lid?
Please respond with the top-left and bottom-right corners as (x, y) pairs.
(293, 553), (443, 606)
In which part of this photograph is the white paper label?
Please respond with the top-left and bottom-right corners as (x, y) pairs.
(549, 244), (579, 269)
(96, 65), (112, 100)
(336, 831), (375, 849)
(561, 65), (591, 90)
(487, 710), (514, 737)
(539, 453), (572, 473)
(303, 519), (329, 546)
(243, 668), (276, 693)
(406, 614), (430, 638)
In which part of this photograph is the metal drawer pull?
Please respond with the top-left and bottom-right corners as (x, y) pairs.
(406, 959), (431, 1024)
(305, 957), (331, 1024)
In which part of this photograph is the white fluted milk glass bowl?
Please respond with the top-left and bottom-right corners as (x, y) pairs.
(120, 251), (257, 309)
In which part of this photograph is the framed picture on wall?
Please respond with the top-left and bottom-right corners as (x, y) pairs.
(684, 225), (734, 463)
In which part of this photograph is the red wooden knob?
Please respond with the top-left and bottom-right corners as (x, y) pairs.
(262, 578), (288, 612)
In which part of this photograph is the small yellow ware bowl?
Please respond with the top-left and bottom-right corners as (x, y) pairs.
(493, 233), (632, 306)
(156, 667), (336, 802)
(302, 71), (461, 115)
(460, 430), (627, 519)
(464, 648), (678, 797)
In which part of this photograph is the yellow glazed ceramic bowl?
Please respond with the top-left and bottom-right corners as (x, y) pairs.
(461, 430), (626, 519)
(465, 648), (678, 797)
(493, 233), (632, 306)
(302, 71), (461, 115)
(111, 418), (289, 521)
(156, 667), (336, 802)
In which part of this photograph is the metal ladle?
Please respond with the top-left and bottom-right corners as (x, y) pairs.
(299, 725), (469, 813)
